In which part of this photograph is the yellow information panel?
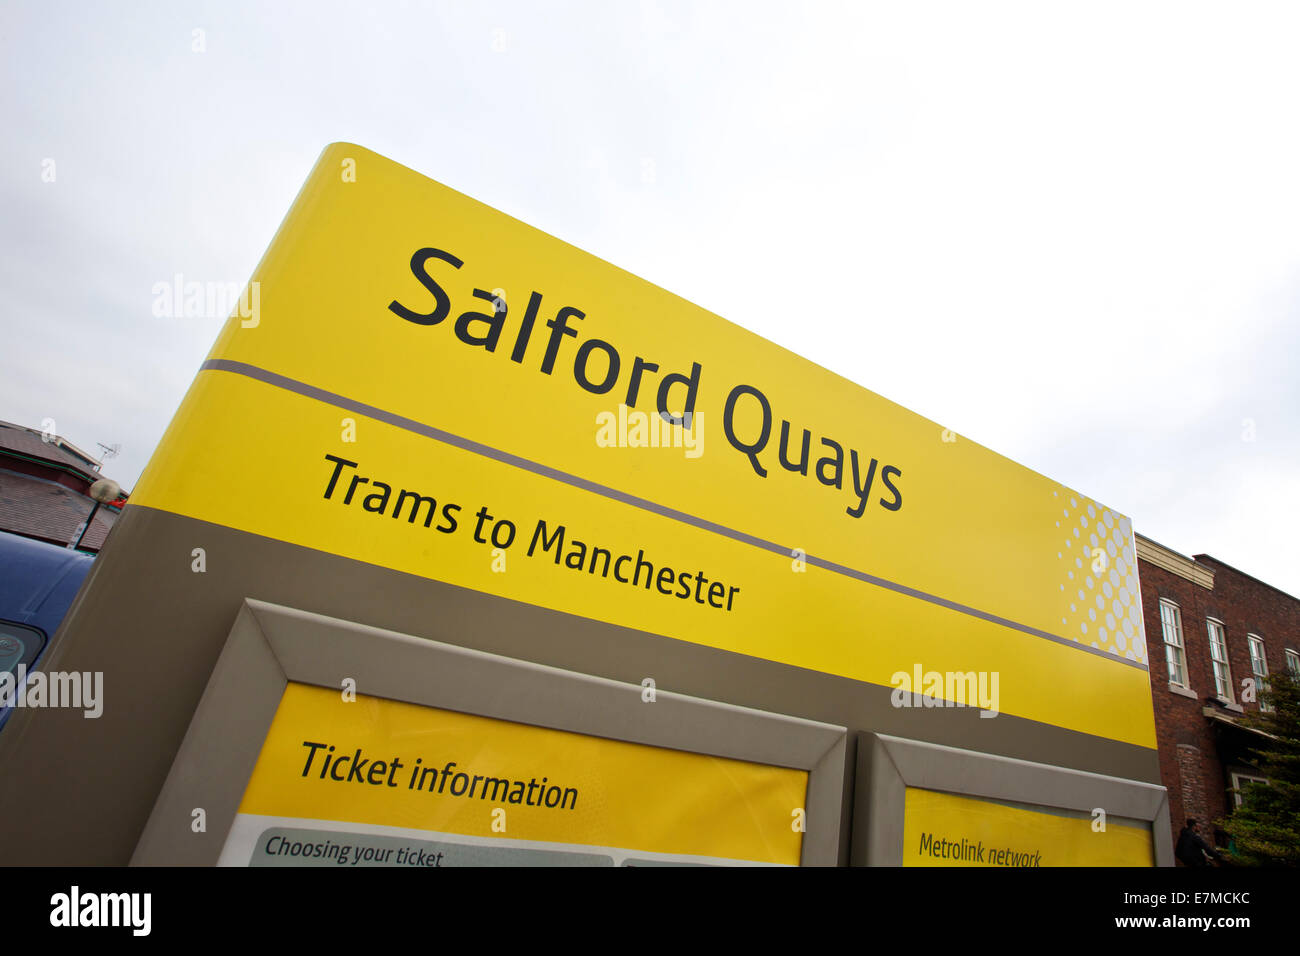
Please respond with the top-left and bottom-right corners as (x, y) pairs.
(902, 787), (1154, 867)
(132, 142), (1155, 748)
(217, 683), (808, 867)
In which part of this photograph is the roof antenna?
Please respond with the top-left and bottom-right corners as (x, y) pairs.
(95, 442), (120, 472)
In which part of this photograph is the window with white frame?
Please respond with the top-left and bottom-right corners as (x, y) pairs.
(1207, 618), (1232, 701)
(1287, 648), (1300, 678)
(1230, 772), (1268, 809)
(1247, 634), (1271, 712)
(1159, 600), (1188, 688)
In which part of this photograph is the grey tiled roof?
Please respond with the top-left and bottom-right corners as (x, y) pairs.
(0, 422), (102, 477)
(0, 469), (118, 551)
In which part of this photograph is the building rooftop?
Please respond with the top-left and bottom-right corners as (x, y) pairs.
(0, 419), (105, 479)
(1191, 553), (1298, 604)
(0, 469), (118, 551)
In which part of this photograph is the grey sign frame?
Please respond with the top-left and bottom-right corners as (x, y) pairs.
(852, 732), (1173, 866)
(132, 598), (847, 866)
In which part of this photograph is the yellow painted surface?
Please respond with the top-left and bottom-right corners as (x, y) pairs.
(903, 787), (1154, 867)
(131, 143), (1156, 748)
(238, 683), (807, 864)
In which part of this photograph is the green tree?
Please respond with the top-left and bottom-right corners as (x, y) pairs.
(1219, 668), (1300, 865)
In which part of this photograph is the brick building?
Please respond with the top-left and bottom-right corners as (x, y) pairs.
(1137, 534), (1300, 860)
(0, 420), (127, 552)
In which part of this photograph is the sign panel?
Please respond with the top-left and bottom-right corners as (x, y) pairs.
(218, 682), (808, 866)
(902, 787), (1154, 867)
(126, 143), (1154, 750)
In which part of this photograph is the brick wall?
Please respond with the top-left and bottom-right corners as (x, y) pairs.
(1140, 551), (1300, 862)
(1194, 556), (1300, 695)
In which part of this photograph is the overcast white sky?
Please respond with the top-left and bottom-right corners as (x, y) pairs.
(2, 1), (1297, 594)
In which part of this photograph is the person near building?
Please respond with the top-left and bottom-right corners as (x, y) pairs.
(1175, 818), (1222, 866)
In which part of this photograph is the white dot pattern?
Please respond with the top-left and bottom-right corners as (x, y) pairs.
(1054, 492), (1145, 663)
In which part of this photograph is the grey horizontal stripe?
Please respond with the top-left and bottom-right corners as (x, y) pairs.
(201, 358), (1146, 671)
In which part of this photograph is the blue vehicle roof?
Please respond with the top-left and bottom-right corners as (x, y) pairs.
(0, 529), (94, 638)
